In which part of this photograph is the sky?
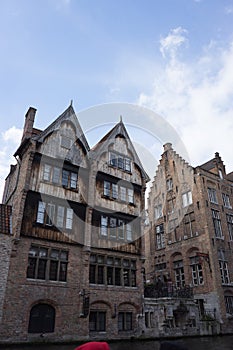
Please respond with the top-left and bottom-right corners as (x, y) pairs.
(1, 0), (233, 200)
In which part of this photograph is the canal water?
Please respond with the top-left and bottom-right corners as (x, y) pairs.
(1, 335), (233, 350)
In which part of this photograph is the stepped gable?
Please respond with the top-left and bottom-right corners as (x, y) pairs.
(0, 204), (12, 234)
(34, 104), (90, 154)
(148, 142), (193, 197)
(90, 118), (150, 182)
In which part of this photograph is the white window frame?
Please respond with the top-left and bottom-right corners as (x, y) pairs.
(182, 191), (192, 207)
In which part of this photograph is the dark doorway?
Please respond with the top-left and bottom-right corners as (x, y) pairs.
(28, 303), (55, 333)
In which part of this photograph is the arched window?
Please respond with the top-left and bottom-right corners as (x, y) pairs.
(28, 303), (55, 333)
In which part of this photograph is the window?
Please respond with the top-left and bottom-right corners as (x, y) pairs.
(156, 224), (165, 249)
(104, 181), (111, 197)
(99, 215), (134, 241)
(109, 152), (131, 172)
(28, 304), (55, 333)
(208, 187), (218, 204)
(182, 191), (192, 207)
(218, 249), (230, 284)
(42, 163), (78, 190)
(52, 167), (60, 184)
(184, 212), (195, 238)
(173, 260), (185, 288)
(154, 204), (162, 219)
(212, 209), (223, 238)
(43, 164), (51, 181)
(27, 245), (68, 282)
(103, 181), (133, 203)
(166, 178), (173, 191)
(118, 312), (132, 331)
(46, 203), (55, 226)
(227, 214), (233, 241)
(62, 170), (78, 189)
(36, 201), (74, 230)
(120, 186), (127, 201)
(222, 193), (231, 208)
(190, 256), (204, 286)
(89, 254), (136, 287)
(89, 311), (106, 332)
(100, 216), (108, 236)
(225, 296), (233, 315)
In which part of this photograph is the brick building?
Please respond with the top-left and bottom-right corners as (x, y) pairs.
(0, 105), (149, 343)
(146, 142), (233, 334)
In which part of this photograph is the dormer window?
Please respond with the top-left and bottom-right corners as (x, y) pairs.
(109, 152), (131, 172)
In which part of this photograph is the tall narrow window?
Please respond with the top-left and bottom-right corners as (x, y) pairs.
(222, 193), (231, 208)
(118, 312), (132, 331)
(65, 208), (73, 229)
(182, 191), (192, 207)
(57, 206), (65, 227)
(154, 204), (162, 219)
(212, 209), (223, 238)
(118, 220), (124, 239)
(120, 187), (127, 201)
(125, 158), (131, 172)
(100, 216), (108, 236)
(70, 172), (78, 189)
(37, 201), (45, 224)
(89, 311), (106, 332)
(52, 167), (60, 184)
(227, 214), (233, 241)
(43, 164), (51, 181)
(218, 249), (230, 284)
(166, 178), (173, 191)
(128, 189), (134, 204)
(126, 223), (132, 241)
(62, 170), (69, 187)
(225, 296), (233, 315)
(45, 203), (55, 226)
(174, 260), (185, 288)
(112, 183), (118, 199)
(190, 256), (203, 286)
(104, 181), (111, 196)
(156, 224), (165, 249)
(208, 188), (218, 204)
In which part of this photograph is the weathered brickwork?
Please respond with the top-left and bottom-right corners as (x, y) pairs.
(146, 143), (233, 334)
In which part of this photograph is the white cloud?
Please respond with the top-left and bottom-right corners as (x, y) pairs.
(138, 31), (233, 173)
(159, 27), (188, 60)
(2, 126), (22, 144)
(0, 127), (22, 201)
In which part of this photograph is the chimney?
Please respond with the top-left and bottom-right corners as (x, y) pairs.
(21, 107), (37, 142)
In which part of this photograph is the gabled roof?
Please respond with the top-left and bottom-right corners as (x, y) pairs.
(34, 104), (90, 153)
(0, 204), (12, 234)
(199, 152), (225, 174)
(90, 119), (150, 181)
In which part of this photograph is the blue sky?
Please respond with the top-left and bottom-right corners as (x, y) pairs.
(1, 0), (233, 198)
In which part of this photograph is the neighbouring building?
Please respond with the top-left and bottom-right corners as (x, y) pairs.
(0, 105), (149, 343)
(145, 142), (233, 335)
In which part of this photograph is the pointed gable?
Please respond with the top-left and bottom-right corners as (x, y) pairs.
(34, 104), (90, 167)
(35, 104), (90, 153)
(91, 119), (149, 182)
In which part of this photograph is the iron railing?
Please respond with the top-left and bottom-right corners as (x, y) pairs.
(144, 283), (193, 299)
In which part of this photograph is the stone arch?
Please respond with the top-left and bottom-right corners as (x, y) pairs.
(28, 301), (56, 333)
